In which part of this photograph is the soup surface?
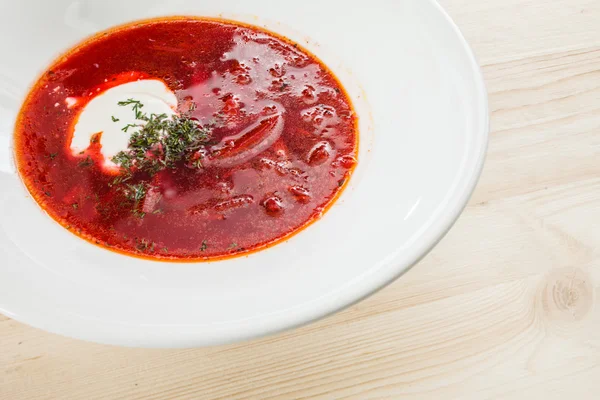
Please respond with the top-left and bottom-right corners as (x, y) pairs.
(14, 18), (358, 261)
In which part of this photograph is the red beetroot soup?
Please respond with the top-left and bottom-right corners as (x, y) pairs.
(14, 17), (358, 261)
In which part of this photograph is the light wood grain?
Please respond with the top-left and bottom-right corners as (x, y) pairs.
(2, 0), (600, 398)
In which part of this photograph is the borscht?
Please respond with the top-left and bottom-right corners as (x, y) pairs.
(13, 17), (358, 261)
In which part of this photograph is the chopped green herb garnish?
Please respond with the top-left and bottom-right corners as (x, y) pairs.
(126, 184), (147, 216)
(111, 100), (212, 177)
(78, 156), (93, 168)
(72, 203), (79, 210)
(125, 183), (147, 203)
(118, 98), (145, 120)
(133, 210), (146, 219)
(109, 99), (215, 219)
(47, 152), (58, 160)
(228, 242), (238, 250)
(136, 238), (155, 253)
(114, 182), (149, 219)
(111, 116), (120, 122)
(111, 152), (133, 172)
(200, 240), (208, 252)
(192, 159), (203, 169)
(121, 123), (138, 133)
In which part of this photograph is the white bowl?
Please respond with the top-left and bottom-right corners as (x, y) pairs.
(0, 0), (488, 348)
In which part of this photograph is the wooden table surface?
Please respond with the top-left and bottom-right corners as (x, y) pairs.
(2, 0), (600, 398)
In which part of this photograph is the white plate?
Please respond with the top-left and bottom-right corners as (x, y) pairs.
(0, 0), (488, 348)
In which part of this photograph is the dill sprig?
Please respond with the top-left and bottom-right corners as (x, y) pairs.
(118, 182), (148, 219)
(110, 98), (213, 219)
(117, 98), (145, 120)
(111, 99), (212, 177)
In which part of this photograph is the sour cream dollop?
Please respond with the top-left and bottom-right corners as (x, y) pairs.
(70, 79), (178, 168)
